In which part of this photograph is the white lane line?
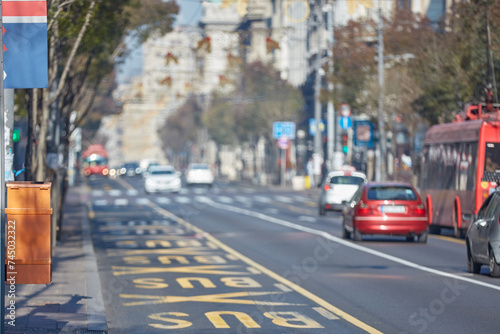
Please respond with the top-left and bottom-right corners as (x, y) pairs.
(114, 198), (129, 206)
(94, 199), (108, 206)
(217, 196), (234, 204)
(204, 199), (500, 292)
(91, 190), (105, 197)
(108, 189), (122, 196)
(265, 208), (279, 214)
(275, 195), (293, 203)
(255, 196), (271, 203)
(299, 216), (317, 223)
(126, 189), (139, 196)
(136, 198), (151, 205)
(175, 196), (192, 204)
(156, 197), (172, 205)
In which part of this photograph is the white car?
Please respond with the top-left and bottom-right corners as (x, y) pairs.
(144, 165), (181, 193)
(185, 163), (214, 186)
(318, 170), (367, 215)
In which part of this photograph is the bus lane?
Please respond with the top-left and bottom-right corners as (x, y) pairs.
(90, 199), (383, 333)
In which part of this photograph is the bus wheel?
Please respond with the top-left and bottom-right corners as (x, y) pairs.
(453, 206), (465, 239)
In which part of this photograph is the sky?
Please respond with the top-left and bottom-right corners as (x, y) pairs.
(116, 0), (203, 84)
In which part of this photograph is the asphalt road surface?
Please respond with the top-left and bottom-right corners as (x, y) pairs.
(85, 175), (500, 333)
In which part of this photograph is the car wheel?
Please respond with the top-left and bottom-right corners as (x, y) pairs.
(417, 230), (428, 243)
(467, 243), (481, 274)
(406, 235), (415, 242)
(319, 205), (326, 216)
(353, 227), (362, 242)
(489, 248), (500, 277)
(342, 220), (351, 239)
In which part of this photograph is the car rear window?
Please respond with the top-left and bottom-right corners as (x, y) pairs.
(151, 170), (174, 175)
(367, 186), (417, 201)
(330, 176), (365, 185)
(190, 164), (209, 170)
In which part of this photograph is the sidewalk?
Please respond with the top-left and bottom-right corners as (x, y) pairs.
(5, 181), (107, 334)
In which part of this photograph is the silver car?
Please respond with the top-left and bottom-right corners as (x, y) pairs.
(318, 170), (367, 215)
(144, 165), (181, 194)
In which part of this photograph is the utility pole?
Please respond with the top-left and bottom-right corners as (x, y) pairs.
(376, 5), (386, 181)
(325, 2), (335, 166)
(313, 1), (323, 158)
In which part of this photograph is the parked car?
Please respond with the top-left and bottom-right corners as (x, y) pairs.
(144, 165), (181, 194)
(185, 163), (214, 187)
(342, 182), (429, 243)
(465, 189), (500, 277)
(318, 170), (367, 215)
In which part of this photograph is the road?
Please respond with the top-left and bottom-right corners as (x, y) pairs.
(86, 175), (500, 333)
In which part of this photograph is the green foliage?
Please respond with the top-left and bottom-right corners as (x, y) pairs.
(203, 62), (304, 146)
(159, 97), (203, 154)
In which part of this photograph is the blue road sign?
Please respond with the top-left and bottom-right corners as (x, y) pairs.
(273, 122), (296, 139)
(339, 117), (352, 130)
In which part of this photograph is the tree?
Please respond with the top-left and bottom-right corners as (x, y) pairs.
(410, 2), (500, 124)
(19, 0), (179, 243)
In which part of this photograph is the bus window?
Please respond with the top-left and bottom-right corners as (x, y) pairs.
(485, 143), (500, 173)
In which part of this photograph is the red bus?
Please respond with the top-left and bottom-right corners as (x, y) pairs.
(82, 144), (109, 177)
(419, 103), (500, 238)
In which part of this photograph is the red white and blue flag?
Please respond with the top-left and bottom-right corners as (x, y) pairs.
(3, 0), (48, 88)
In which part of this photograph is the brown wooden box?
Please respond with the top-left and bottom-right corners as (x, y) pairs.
(5, 182), (52, 284)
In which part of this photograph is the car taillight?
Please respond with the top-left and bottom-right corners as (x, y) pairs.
(102, 168), (109, 176)
(414, 203), (426, 215)
(358, 201), (369, 214)
(324, 184), (330, 191)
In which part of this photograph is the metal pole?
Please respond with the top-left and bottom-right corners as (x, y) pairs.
(326, 3), (335, 166)
(280, 148), (286, 187)
(0, 0), (6, 331)
(313, 2), (323, 158)
(376, 5), (386, 181)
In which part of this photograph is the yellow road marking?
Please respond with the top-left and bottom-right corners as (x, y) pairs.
(430, 235), (466, 245)
(120, 291), (305, 307)
(107, 247), (214, 256)
(112, 264), (253, 276)
(150, 205), (383, 334)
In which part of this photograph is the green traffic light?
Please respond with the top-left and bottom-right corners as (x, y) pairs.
(12, 129), (20, 143)
(342, 146), (348, 154)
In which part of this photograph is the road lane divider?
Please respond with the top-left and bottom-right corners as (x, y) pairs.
(200, 198), (500, 292)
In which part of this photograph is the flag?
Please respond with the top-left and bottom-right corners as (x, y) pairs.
(3, 0), (48, 88)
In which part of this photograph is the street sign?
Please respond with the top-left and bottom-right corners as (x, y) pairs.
(277, 136), (290, 149)
(339, 116), (352, 130)
(339, 103), (351, 117)
(353, 120), (374, 148)
(309, 118), (325, 136)
(3, 0), (49, 88)
(273, 122), (296, 140)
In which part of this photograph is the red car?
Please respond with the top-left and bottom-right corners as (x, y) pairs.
(342, 182), (429, 243)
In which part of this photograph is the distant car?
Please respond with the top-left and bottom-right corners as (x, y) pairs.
(342, 182), (429, 243)
(144, 165), (181, 194)
(185, 163), (214, 186)
(465, 189), (500, 277)
(318, 170), (367, 215)
(122, 162), (141, 177)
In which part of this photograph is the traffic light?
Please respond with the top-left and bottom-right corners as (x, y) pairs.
(341, 133), (348, 154)
(12, 129), (20, 143)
